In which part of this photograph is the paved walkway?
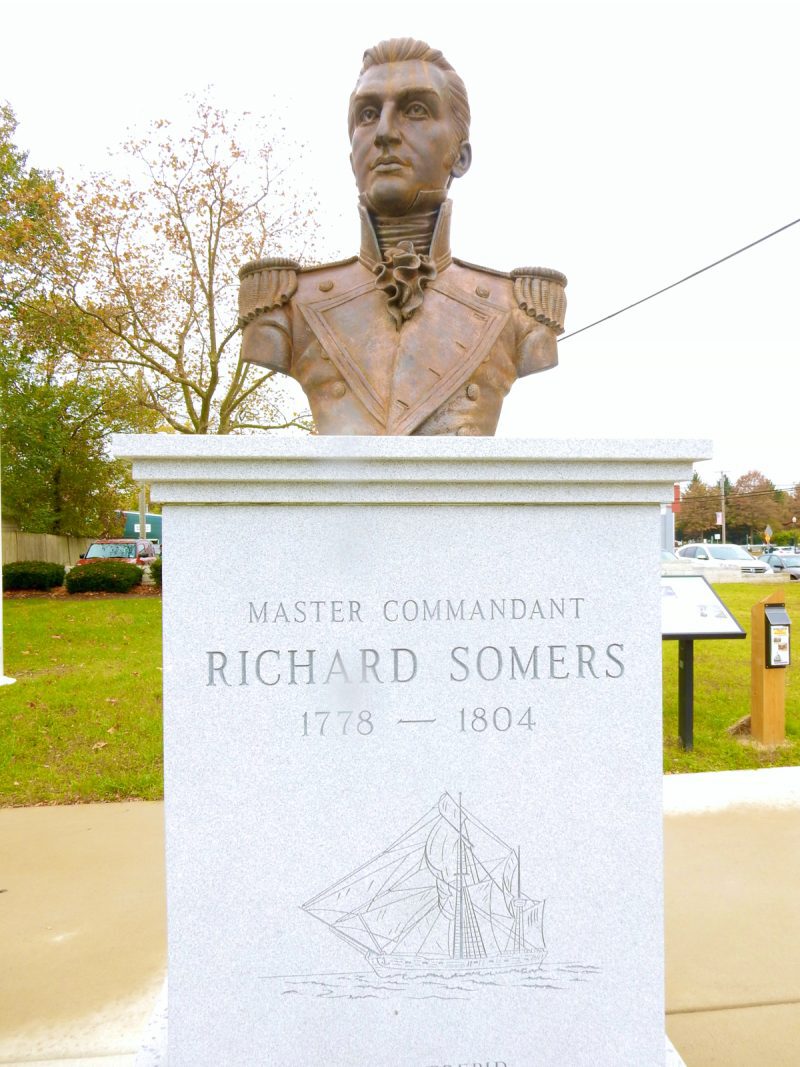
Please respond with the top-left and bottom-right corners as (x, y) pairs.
(0, 802), (165, 1066)
(2, 768), (799, 1065)
(664, 768), (800, 1065)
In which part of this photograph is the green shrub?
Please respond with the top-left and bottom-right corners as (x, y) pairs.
(2, 561), (66, 590)
(770, 530), (800, 547)
(65, 561), (143, 594)
(149, 555), (162, 587)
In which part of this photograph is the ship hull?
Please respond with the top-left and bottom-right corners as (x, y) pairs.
(367, 948), (546, 979)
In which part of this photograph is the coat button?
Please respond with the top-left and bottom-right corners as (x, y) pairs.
(319, 280), (334, 292)
(456, 425), (472, 436)
(331, 381), (346, 398)
(466, 383), (480, 400)
(476, 286), (490, 298)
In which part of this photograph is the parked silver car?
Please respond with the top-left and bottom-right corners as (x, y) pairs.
(761, 553), (800, 580)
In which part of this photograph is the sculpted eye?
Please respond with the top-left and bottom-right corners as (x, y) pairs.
(406, 101), (430, 119)
(358, 106), (379, 124)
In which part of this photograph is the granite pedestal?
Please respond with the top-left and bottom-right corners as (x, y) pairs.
(113, 436), (709, 1067)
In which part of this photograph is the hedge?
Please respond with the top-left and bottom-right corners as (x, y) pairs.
(150, 556), (162, 587)
(2, 561), (66, 591)
(65, 561), (143, 594)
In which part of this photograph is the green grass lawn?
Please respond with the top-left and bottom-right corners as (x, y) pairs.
(1, 584), (798, 805)
(663, 583), (800, 772)
(0, 598), (163, 805)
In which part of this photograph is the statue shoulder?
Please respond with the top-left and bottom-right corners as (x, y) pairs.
(296, 256), (365, 295)
(449, 259), (567, 335)
(451, 257), (511, 280)
(509, 266), (568, 335)
(298, 256), (359, 275)
(238, 257), (300, 327)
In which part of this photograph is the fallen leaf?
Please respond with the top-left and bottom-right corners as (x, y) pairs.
(105, 698), (119, 705)
(91, 741), (108, 751)
(107, 726), (117, 734)
(50, 635), (62, 640)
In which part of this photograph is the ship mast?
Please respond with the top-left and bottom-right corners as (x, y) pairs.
(512, 844), (526, 953)
(453, 794), (464, 958)
(451, 793), (486, 960)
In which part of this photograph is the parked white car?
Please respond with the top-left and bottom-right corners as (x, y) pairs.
(675, 543), (770, 575)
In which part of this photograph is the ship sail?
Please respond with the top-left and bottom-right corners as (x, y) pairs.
(301, 792), (545, 968)
(301, 806), (443, 955)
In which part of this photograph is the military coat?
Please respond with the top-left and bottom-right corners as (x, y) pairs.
(239, 202), (566, 436)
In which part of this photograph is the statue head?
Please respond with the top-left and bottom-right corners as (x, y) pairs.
(348, 38), (472, 217)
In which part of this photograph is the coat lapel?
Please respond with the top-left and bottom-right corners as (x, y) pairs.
(297, 275), (509, 436)
(296, 283), (391, 426)
(385, 279), (509, 435)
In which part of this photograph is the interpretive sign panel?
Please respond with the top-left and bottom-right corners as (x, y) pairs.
(661, 575), (745, 640)
(113, 436), (710, 1067)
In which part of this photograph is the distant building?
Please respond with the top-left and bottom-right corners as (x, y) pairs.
(660, 485), (680, 549)
(117, 511), (162, 544)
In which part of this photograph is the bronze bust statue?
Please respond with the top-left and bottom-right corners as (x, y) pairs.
(238, 38), (566, 436)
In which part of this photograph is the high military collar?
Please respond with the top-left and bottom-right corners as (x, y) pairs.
(358, 197), (453, 274)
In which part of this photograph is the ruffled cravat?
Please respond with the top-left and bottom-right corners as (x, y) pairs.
(358, 197), (452, 329)
(373, 241), (437, 330)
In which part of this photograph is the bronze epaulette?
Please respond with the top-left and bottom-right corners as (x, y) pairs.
(238, 258), (299, 327)
(510, 267), (568, 335)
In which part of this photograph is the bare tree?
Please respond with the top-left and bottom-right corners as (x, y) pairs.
(62, 98), (323, 434)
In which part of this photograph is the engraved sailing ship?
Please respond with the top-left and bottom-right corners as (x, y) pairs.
(301, 793), (546, 979)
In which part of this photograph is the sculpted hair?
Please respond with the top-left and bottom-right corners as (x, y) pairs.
(348, 38), (471, 146)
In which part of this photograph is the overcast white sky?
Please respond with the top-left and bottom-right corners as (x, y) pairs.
(4, 0), (798, 487)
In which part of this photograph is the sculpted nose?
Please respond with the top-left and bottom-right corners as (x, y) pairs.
(374, 105), (401, 147)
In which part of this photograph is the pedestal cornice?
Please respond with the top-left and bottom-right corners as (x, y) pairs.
(111, 435), (712, 506)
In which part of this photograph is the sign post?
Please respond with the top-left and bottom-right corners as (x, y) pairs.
(751, 590), (790, 744)
(677, 639), (694, 750)
(661, 576), (745, 750)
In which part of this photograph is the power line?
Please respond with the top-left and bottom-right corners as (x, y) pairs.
(685, 486), (799, 501)
(558, 217), (800, 342)
(717, 491), (798, 502)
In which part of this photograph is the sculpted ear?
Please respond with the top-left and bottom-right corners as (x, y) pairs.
(450, 141), (472, 180)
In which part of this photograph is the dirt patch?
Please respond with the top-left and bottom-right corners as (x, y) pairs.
(4, 586), (161, 601)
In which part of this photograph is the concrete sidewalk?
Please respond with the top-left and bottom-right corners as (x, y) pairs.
(2, 769), (800, 1065)
(664, 768), (800, 1065)
(0, 802), (165, 1066)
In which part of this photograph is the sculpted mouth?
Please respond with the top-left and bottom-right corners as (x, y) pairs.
(371, 156), (405, 170)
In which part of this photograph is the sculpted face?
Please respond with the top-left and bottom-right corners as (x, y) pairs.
(350, 59), (471, 216)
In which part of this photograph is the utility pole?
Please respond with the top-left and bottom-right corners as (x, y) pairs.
(719, 473), (727, 543)
(138, 483), (147, 543)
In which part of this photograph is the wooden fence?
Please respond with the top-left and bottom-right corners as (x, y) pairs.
(2, 531), (93, 568)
